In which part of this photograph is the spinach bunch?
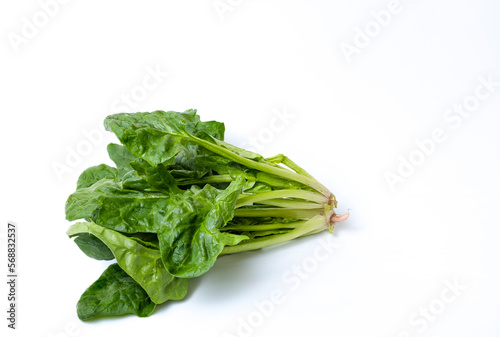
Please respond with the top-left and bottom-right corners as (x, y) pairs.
(65, 109), (348, 320)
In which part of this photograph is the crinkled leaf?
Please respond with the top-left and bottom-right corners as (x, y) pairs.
(195, 155), (257, 190)
(130, 159), (180, 193)
(104, 109), (224, 167)
(191, 120), (225, 140)
(76, 164), (118, 190)
(168, 144), (211, 179)
(120, 170), (151, 191)
(65, 179), (165, 233)
(158, 177), (248, 278)
(77, 263), (156, 320)
(66, 173), (249, 278)
(66, 179), (112, 223)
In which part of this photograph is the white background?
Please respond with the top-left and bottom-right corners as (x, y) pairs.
(1, 0), (500, 336)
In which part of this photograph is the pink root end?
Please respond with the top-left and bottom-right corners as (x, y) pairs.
(330, 212), (349, 223)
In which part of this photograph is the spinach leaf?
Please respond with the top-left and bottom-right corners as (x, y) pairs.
(66, 169), (249, 278)
(126, 233), (160, 250)
(66, 109), (345, 320)
(158, 177), (248, 278)
(73, 233), (114, 260)
(65, 179), (166, 233)
(77, 263), (156, 320)
(76, 164), (118, 190)
(67, 222), (189, 304)
(104, 109), (224, 167)
(107, 143), (138, 179)
(130, 158), (180, 193)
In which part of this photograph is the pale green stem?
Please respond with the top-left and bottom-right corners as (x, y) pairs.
(233, 208), (322, 219)
(235, 189), (327, 208)
(222, 220), (307, 232)
(220, 215), (327, 255)
(266, 154), (314, 178)
(255, 199), (323, 209)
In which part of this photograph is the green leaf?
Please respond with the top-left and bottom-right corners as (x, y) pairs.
(104, 110), (223, 167)
(126, 233), (160, 250)
(194, 155), (258, 190)
(67, 222), (189, 304)
(65, 179), (166, 233)
(104, 110), (330, 195)
(66, 109), (340, 320)
(66, 174), (249, 278)
(73, 233), (114, 260)
(191, 120), (225, 140)
(158, 177), (248, 278)
(76, 164), (118, 190)
(130, 159), (180, 193)
(107, 143), (137, 179)
(77, 263), (156, 320)
(168, 144), (211, 179)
